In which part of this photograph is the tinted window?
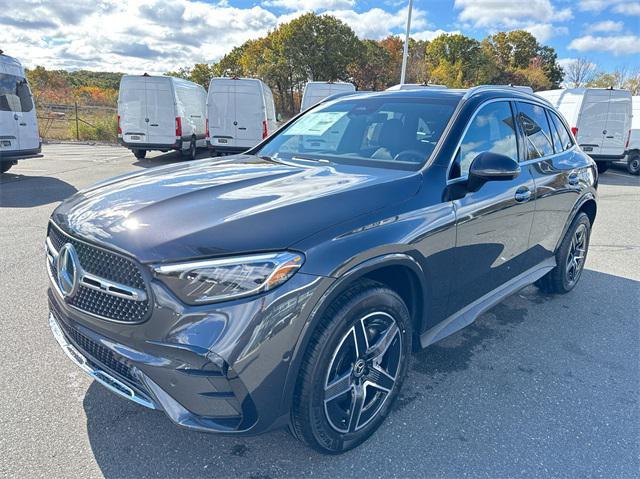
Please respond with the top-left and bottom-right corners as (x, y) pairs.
(548, 110), (574, 151)
(452, 101), (517, 178)
(257, 97), (457, 170)
(517, 102), (554, 159)
(0, 73), (34, 112)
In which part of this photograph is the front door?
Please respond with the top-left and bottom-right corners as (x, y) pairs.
(448, 100), (536, 314)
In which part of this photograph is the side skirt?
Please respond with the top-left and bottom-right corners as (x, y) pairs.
(420, 257), (556, 348)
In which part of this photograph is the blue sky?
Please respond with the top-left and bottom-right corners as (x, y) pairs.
(0, 0), (638, 74)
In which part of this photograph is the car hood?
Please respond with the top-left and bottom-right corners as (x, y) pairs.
(52, 155), (421, 263)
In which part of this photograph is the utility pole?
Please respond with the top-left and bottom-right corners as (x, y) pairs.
(400, 0), (414, 85)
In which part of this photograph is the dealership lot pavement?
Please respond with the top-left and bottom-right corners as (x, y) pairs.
(1, 143), (638, 478)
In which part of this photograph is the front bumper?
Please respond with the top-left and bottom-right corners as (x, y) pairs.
(48, 267), (329, 435)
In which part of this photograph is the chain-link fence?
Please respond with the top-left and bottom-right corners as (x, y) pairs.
(37, 103), (117, 143)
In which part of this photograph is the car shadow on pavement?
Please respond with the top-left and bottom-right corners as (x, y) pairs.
(0, 174), (77, 208)
(83, 269), (639, 479)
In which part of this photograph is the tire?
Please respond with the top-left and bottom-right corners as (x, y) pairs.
(536, 212), (591, 294)
(627, 152), (640, 175)
(183, 138), (197, 161)
(290, 279), (411, 454)
(133, 149), (146, 159)
(596, 162), (610, 174)
(1, 162), (13, 174)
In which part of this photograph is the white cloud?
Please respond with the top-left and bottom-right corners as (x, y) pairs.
(557, 57), (597, 70)
(589, 20), (623, 32)
(524, 24), (569, 43)
(579, 0), (640, 14)
(454, 0), (572, 28)
(412, 29), (462, 41)
(569, 35), (640, 55)
(323, 5), (427, 39)
(264, 0), (355, 10)
(613, 2), (640, 15)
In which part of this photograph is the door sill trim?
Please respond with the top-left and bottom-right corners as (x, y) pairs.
(420, 257), (556, 348)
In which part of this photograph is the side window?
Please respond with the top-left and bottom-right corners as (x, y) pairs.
(549, 111), (574, 151)
(452, 101), (518, 178)
(547, 110), (563, 153)
(516, 102), (554, 160)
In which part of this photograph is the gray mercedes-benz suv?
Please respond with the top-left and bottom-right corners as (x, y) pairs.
(47, 86), (597, 453)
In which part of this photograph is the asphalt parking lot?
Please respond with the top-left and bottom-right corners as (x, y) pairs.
(1, 143), (638, 478)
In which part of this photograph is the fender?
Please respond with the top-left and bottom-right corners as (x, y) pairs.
(278, 252), (428, 418)
(555, 191), (597, 253)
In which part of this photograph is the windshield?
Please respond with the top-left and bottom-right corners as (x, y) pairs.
(257, 96), (458, 170)
(0, 73), (34, 113)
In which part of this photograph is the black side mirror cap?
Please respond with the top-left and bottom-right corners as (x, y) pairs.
(467, 152), (520, 191)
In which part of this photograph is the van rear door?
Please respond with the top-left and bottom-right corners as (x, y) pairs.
(145, 77), (176, 145)
(209, 80), (236, 147)
(578, 90), (610, 155)
(0, 72), (21, 153)
(235, 80), (262, 147)
(601, 92), (631, 157)
(119, 77), (148, 144)
(15, 79), (39, 151)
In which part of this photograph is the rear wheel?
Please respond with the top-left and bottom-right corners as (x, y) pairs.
(1, 162), (13, 174)
(133, 149), (146, 159)
(536, 212), (591, 294)
(183, 138), (197, 161)
(627, 152), (640, 175)
(596, 161), (610, 174)
(290, 280), (411, 454)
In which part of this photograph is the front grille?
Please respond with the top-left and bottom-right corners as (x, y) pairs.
(51, 304), (138, 386)
(47, 222), (150, 323)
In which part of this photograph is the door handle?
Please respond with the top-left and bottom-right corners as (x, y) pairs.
(19, 122), (27, 126)
(150, 123), (158, 127)
(514, 187), (532, 203)
(238, 127), (247, 130)
(605, 136), (614, 138)
(568, 173), (579, 186)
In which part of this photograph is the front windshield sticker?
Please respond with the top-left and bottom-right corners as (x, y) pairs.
(284, 111), (348, 136)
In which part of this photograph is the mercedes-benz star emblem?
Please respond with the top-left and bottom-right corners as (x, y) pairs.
(56, 243), (80, 298)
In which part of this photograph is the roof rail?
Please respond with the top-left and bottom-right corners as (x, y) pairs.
(462, 84), (535, 100)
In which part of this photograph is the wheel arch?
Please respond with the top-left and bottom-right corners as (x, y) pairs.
(556, 194), (597, 252)
(280, 253), (427, 417)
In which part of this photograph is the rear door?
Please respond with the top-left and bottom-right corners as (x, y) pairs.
(601, 93), (630, 156)
(577, 90), (610, 156)
(0, 70), (21, 154)
(145, 77), (176, 145)
(119, 78), (148, 144)
(208, 80), (236, 147)
(15, 78), (39, 150)
(235, 80), (262, 148)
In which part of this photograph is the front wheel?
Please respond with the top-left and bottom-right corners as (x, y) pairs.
(627, 152), (640, 175)
(536, 212), (591, 294)
(290, 280), (411, 454)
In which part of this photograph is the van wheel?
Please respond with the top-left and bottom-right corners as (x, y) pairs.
(1, 162), (13, 174)
(183, 138), (197, 161)
(536, 212), (591, 294)
(627, 153), (640, 175)
(290, 279), (411, 454)
(596, 162), (610, 174)
(133, 149), (146, 159)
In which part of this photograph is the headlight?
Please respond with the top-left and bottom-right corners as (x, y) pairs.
(153, 252), (305, 304)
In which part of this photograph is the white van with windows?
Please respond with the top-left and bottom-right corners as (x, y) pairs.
(623, 96), (639, 175)
(536, 88), (632, 173)
(300, 81), (356, 112)
(206, 77), (277, 154)
(0, 51), (41, 174)
(117, 74), (207, 160)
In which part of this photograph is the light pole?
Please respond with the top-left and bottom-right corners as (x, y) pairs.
(400, 0), (414, 85)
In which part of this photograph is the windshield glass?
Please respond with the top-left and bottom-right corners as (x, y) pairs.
(0, 73), (34, 113)
(257, 96), (458, 169)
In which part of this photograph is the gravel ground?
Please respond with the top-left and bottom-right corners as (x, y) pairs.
(1, 144), (638, 478)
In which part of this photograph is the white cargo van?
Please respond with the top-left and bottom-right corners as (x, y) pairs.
(300, 81), (355, 112)
(0, 51), (41, 174)
(536, 88), (632, 173)
(623, 96), (639, 175)
(117, 75), (207, 160)
(206, 77), (277, 154)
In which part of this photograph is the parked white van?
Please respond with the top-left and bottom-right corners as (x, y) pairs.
(0, 50), (41, 174)
(118, 74), (207, 160)
(206, 77), (277, 154)
(300, 81), (355, 112)
(623, 96), (639, 175)
(536, 88), (632, 173)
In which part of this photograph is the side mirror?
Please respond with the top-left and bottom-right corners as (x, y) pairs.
(467, 152), (520, 191)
